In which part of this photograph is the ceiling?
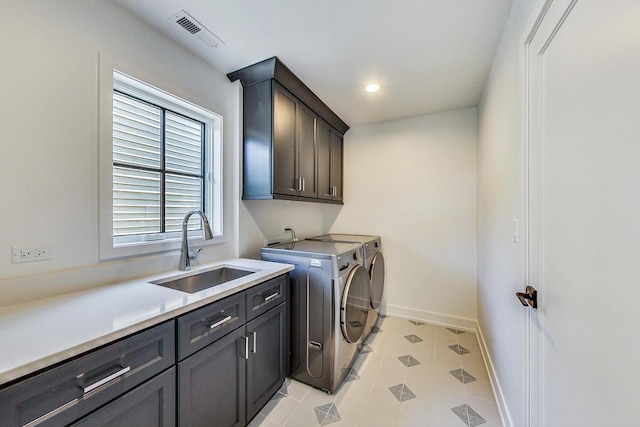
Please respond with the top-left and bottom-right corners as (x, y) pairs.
(113, 0), (513, 127)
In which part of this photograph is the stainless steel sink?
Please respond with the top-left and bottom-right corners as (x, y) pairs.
(150, 267), (254, 293)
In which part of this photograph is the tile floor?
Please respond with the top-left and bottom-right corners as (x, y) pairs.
(249, 315), (502, 427)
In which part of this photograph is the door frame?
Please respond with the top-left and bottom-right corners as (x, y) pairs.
(523, 1), (580, 425)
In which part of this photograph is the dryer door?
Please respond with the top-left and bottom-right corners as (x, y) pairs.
(340, 265), (370, 343)
(369, 252), (385, 310)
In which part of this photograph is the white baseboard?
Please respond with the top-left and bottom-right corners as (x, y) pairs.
(475, 323), (513, 427)
(384, 304), (511, 427)
(384, 304), (477, 332)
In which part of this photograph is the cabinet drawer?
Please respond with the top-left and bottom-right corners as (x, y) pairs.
(177, 292), (245, 360)
(0, 321), (174, 427)
(245, 274), (288, 321)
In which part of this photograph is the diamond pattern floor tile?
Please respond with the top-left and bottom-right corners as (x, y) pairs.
(388, 383), (417, 402)
(314, 403), (341, 426)
(449, 344), (471, 355)
(404, 334), (424, 343)
(267, 316), (499, 427)
(451, 404), (486, 427)
(450, 368), (477, 384)
(397, 354), (421, 367)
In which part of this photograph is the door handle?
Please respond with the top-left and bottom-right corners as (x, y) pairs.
(516, 285), (538, 309)
(251, 331), (257, 354)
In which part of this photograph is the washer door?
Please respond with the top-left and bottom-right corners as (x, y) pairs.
(369, 252), (385, 309)
(340, 265), (370, 343)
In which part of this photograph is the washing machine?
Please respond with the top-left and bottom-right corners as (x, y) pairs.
(307, 234), (385, 342)
(261, 240), (370, 393)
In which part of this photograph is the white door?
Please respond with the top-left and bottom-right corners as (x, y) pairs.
(526, 0), (640, 425)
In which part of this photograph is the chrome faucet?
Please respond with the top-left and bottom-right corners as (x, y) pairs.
(179, 209), (214, 271)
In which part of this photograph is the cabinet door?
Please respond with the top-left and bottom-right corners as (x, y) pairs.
(330, 131), (344, 202)
(316, 119), (333, 200)
(178, 327), (246, 427)
(246, 303), (288, 422)
(298, 104), (317, 198)
(273, 86), (298, 196)
(71, 367), (175, 427)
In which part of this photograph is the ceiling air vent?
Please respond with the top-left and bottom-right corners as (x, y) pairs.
(169, 10), (224, 48)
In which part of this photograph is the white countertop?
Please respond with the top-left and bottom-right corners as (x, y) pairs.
(0, 258), (294, 386)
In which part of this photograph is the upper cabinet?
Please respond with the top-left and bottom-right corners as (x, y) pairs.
(228, 57), (348, 204)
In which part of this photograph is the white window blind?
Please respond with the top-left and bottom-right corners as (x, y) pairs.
(112, 91), (204, 238)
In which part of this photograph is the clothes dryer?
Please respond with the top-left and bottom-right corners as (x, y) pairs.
(307, 234), (385, 342)
(261, 240), (369, 393)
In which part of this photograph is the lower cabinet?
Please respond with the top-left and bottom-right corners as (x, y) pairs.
(0, 321), (175, 427)
(177, 294), (288, 427)
(178, 327), (247, 427)
(246, 303), (288, 421)
(71, 367), (176, 427)
(0, 273), (289, 427)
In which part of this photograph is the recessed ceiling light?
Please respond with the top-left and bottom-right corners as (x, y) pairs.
(365, 83), (380, 93)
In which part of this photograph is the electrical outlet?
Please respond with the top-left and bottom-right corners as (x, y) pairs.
(12, 246), (52, 263)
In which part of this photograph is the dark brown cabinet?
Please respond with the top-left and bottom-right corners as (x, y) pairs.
(0, 321), (175, 427)
(228, 57), (348, 204)
(0, 273), (289, 427)
(71, 367), (176, 427)
(246, 303), (288, 421)
(0, 273), (290, 427)
(178, 327), (247, 427)
(272, 86), (317, 198)
(317, 121), (344, 202)
(177, 274), (289, 427)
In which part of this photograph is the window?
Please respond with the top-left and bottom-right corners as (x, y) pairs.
(112, 91), (206, 238)
(100, 69), (222, 259)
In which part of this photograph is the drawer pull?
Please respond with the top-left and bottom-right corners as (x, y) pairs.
(23, 397), (78, 427)
(208, 315), (232, 329)
(263, 292), (279, 302)
(83, 366), (131, 394)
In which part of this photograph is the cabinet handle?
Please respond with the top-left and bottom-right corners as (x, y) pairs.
(243, 336), (250, 360)
(23, 397), (79, 427)
(263, 292), (279, 302)
(296, 178), (302, 192)
(251, 331), (257, 354)
(302, 178), (305, 192)
(208, 315), (232, 329)
(82, 366), (131, 394)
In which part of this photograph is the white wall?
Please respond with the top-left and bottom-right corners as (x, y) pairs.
(331, 109), (478, 325)
(0, 1), (239, 306)
(477, 0), (544, 425)
(238, 199), (342, 259)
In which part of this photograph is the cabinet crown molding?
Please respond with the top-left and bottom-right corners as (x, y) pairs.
(227, 56), (349, 134)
